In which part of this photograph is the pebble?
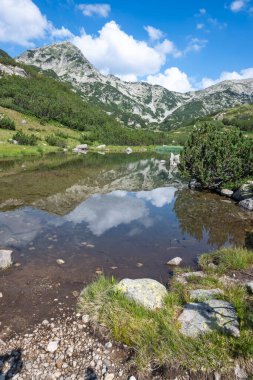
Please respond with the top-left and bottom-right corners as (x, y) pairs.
(46, 341), (59, 353)
(56, 259), (65, 265)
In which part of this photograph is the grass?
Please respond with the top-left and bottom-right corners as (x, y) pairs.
(199, 247), (253, 274)
(78, 269), (253, 375)
(0, 106), (184, 158)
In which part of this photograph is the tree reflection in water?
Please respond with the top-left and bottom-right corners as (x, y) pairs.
(174, 189), (252, 248)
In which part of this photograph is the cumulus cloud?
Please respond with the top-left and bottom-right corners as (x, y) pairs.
(230, 0), (247, 12)
(72, 21), (179, 77)
(77, 3), (111, 17)
(0, 0), (72, 47)
(201, 67), (253, 88)
(146, 67), (194, 92)
(144, 25), (165, 41)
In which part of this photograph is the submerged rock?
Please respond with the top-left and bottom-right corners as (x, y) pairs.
(239, 198), (253, 211)
(115, 278), (167, 310)
(178, 299), (240, 338)
(189, 288), (224, 301)
(0, 249), (13, 269)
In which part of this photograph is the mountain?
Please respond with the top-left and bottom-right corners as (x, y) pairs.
(17, 42), (253, 129)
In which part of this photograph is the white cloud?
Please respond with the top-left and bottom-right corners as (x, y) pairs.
(185, 38), (208, 53)
(49, 25), (73, 39)
(201, 67), (253, 88)
(196, 23), (205, 30)
(137, 187), (177, 208)
(146, 67), (194, 92)
(72, 21), (180, 77)
(230, 0), (247, 12)
(0, 0), (72, 47)
(78, 3), (111, 17)
(144, 25), (165, 41)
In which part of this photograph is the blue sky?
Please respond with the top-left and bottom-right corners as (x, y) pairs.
(1, 0), (253, 92)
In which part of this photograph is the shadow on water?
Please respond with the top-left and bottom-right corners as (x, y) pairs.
(0, 348), (23, 379)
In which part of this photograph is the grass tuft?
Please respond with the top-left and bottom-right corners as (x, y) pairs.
(78, 274), (253, 374)
(199, 247), (253, 274)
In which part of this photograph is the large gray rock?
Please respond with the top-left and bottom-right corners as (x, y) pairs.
(189, 288), (224, 301)
(115, 278), (167, 310)
(178, 299), (240, 338)
(233, 183), (253, 202)
(239, 198), (253, 211)
(0, 249), (13, 269)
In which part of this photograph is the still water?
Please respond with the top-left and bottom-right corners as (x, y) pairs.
(0, 153), (252, 333)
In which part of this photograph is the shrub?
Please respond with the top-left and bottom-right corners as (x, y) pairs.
(45, 134), (67, 148)
(179, 123), (252, 188)
(12, 131), (37, 145)
(0, 115), (15, 130)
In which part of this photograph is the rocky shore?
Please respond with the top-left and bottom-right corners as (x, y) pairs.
(0, 313), (134, 380)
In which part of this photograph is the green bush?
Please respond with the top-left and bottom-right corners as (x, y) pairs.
(45, 134), (67, 148)
(179, 123), (252, 188)
(12, 131), (37, 146)
(0, 115), (15, 130)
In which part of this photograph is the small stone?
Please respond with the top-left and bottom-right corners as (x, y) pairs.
(104, 374), (114, 380)
(110, 266), (118, 270)
(105, 342), (112, 349)
(234, 363), (247, 379)
(245, 282), (253, 294)
(166, 257), (182, 266)
(56, 259), (65, 265)
(82, 314), (90, 323)
(0, 292), (2, 298)
(136, 263), (143, 267)
(42, 319), (49, 325)
(46, 341), (59, 353)
(0, 249), (13, 269)
(128, 377), (137, 380)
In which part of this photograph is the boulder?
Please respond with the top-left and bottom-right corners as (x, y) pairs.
(96, 144), (106, 150)
(167, 257), (182, 266)
(189, 179), (202, 189)
(0, 249), (13, 269)
(239, 198), (253, 211)
(115, 278), (167, 310)
(73, 144), (88, 153)
(189, 288), (224, 301)
(233, 183), (253, 202)
(178, 299), (240, 338)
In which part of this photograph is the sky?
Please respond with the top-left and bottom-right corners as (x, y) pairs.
(0, 0), (253, 92)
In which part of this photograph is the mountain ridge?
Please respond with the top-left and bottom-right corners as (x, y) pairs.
(17, 42), (253, 129)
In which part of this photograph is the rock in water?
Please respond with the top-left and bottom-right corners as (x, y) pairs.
(115, 278), (167, 310)
(217, 189), (234, 197)
(0, 249), (13, 269)
(178, 299), (240, 338)
(233, 183), (253, 201)
(167, 257), (182, 266)
(239, 198), (253, 211)
(189, 179), (202, 189)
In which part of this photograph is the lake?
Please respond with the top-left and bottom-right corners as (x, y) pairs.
(0, 153), (252, 335)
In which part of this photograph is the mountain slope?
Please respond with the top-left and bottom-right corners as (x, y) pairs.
(16, 42), (189, 128)
(17, 42), (253, 130)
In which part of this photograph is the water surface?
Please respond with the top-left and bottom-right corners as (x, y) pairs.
(0, 153), (252, 334)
